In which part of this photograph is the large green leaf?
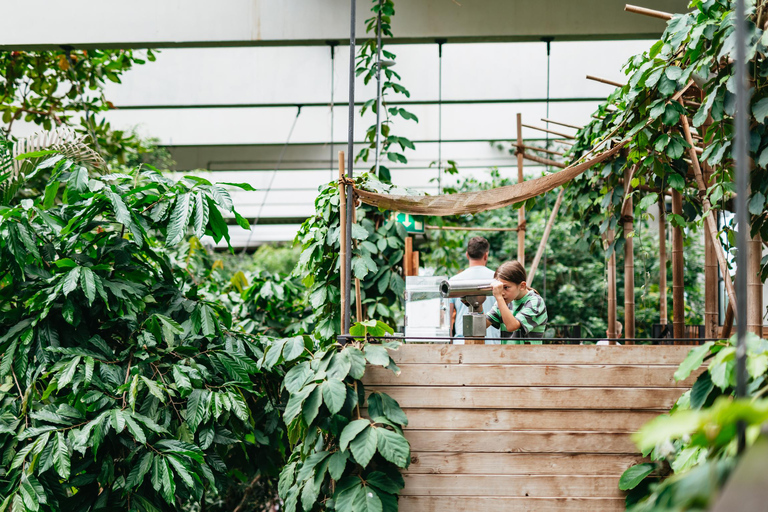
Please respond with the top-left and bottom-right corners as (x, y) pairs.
(364, 345), (390, 366)
(376, 428), (409, 467)
(328, 450), (348, 480)
(674, 342), (714, 381)
(303, 386), (323, 425)
(283, 336), (308, 361)
(350, 425), (378, 467)
(186, 389), (208, 432)
(166, 193), (191, 246)
(340, 419), (371, 451)
(52, 431), (71, 479)
(618, 463), (655, 490)
(322, 379), (347, 415)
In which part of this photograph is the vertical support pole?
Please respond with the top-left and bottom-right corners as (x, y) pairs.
(329, 42), (336, 181)
(658, 194), (668, 328)
(748, 233), (763, 336)
(702, 109), (719, 340)
(338, 151), (348, 332)
(735, 0), (749, 453)
(373, 0), (383, 178)
(606, 229), (617, 342)
(722, 303), (734, 338)
(355, 278), (363, 323)
(344, 0), (356, 335)
(623, 167), (635, 342)
(404, 236), (413, 276)
(672, 189), (685, 341)
(516, 113), (526, 265)
(412, 251), (420, 277)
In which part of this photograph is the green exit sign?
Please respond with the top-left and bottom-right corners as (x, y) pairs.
(394, 212), (424, 233)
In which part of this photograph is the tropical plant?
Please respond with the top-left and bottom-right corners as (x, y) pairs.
(294, 174), (407, 342)
(620, 334), (768, 510)
(274, 320), (410, 512)
(355, 0), (418, 183)
(564, 0), (768, 283)
(0, 147), (291, 511)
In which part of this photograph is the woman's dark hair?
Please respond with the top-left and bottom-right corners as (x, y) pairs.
(466, 236), (490, 260)
(495, 260), (526, 284)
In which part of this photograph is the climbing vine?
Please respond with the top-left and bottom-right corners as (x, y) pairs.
(355, 0), (419, 183)
(564, 0), (767, 279)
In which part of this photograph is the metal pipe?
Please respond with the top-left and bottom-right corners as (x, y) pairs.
(439, 279), (496, 299)
(374, 0), (383, 178)
(735, 0), (748, 453)
(344, 0), (356, 335)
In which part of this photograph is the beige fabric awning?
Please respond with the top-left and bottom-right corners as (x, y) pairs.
(354, 140), (626, 216)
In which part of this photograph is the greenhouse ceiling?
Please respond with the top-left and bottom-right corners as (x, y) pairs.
(2, 0), (685, 248)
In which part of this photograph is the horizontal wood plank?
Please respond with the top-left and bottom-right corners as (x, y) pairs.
(406, 430), (638, 454)
(401, 474), (624, 498)
(390, 344), (695, 365)
(406, 452), (645, 475)
(387, 408), (660, 431)
(365, 364), (700, 387)
(367, 386), (683, 410)
(399, 496), (625, 512)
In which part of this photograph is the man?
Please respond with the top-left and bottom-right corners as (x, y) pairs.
(449, 236), (501, 344)
(596, 321), (623, 345)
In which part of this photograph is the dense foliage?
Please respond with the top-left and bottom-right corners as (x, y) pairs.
(621, 334), (768, 510)
(355, 0), (418, 183)
(0, 49), (157, 165)
(565, 0), (767, 280)
(294, 175), (407, 340)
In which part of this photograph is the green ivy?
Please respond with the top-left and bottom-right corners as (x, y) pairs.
(355, 0), (418, 183)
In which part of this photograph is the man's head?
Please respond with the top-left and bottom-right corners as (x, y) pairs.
(606, 321), (623, 338)
(466, 236), (489, 265)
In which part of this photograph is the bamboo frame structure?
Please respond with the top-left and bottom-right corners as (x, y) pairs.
(338, 151), (349, 331)
(425, 225), (519, 232)
(623, 166), (635, 341)
(522, 123), (576, 139)
(679, 111), (739, 317)
(702, 117), (719, 339)
(672, 190), (685, 340)
(586, 75), (626, 88)
(528, 188), (565, 286)
(518, 144), (564, 157)
(520, 151), (566, 169)
(606, 229), (618, 342)
(658, 194), (668, 326)
(624, 4), (673, 20)
(516, 114), (526, 265)
(748, 233), (763, 336)
(541, 118), (584, 130)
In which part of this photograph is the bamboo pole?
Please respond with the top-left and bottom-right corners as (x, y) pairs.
(541, 118), (584, 130)
(338, 151), (348, 331)
(624, 4), (673, 20)
(528, 188), (565, 286)
(522, 123), (576, 139)
(678, 111), (739, 318)
(352, 205), (363, 324)
(554, 139), (575, 146)
(404, 236), (413, 276)
(748, 233), (763, 336)
(425, 225), (519, 232)
(517, 114), (526, 265)
(703, 135), (719, 339)
(412, 251), (420, 277)
(672, 189), (685, 341)
(520, 151), (567, 169)
(606, 228), (618, 343)
(658, 194), (668, 327)
(623, 166), (635, 342)
(586, 75), (626, 88)
(722, 303), (734, 338)
(518, 144), (565, 157)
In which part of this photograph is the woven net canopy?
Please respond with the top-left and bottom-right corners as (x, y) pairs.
(354, 141), (626, 216)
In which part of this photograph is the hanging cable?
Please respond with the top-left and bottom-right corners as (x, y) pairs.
(437, 40), (445, 193)
(542, 37), (553, 301)
(329, 42), (337, 181)
(240, 106), (302, 253)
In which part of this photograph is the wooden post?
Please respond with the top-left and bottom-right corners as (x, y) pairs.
(516, 114), (526, 265)
(606, 228), (617, 342)
(586, 75), (626, 88)
(412, 251), (420, 277)
(672, 189), (685, 341)
(623, 167), (635, 342)
(352, 205), (363, 324)
(624, 4), (673, 20)
(748, 233), (763, 337)
(338, 151), (348, 332)
(658, 194), (668, 327)
(722, 303), (734, 338)
(404, 236), (413, 276)
(528, 188), (565, 286)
